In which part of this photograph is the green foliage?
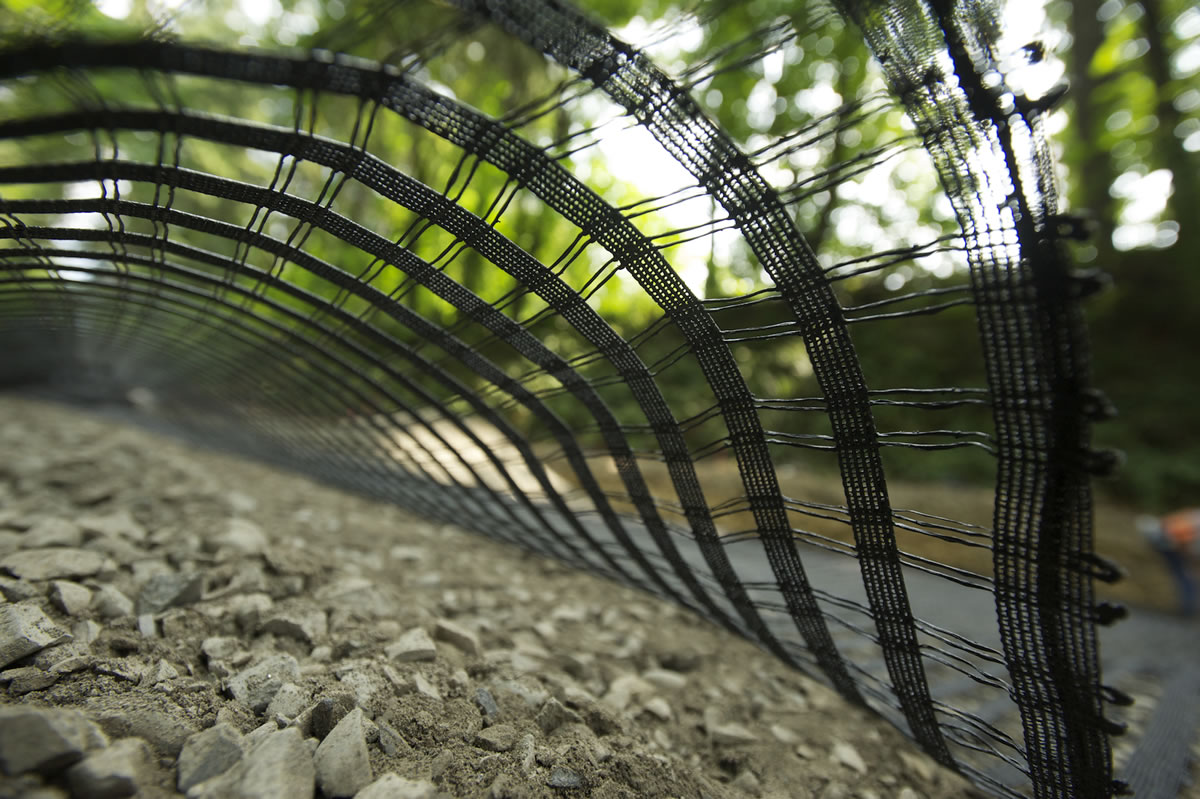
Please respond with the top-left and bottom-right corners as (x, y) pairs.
(1048, 0), (1200, 511)
(3, 0), (1191, 513)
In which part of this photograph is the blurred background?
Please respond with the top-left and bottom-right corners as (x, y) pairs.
(0, 0), (1196, 613)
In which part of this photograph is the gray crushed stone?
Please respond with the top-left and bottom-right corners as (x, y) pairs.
(136, 573), (204, 616)
(176, 723), (244, 793)
(65, 737), (152, 799)
(0, 397), (977, 799)
(49, 581), (92, 617)
(189, 728), (315, 799)
(0, 604), (72, 668)
(313, 707), (372, 798)
(0, 705), (107, 776)
(0, 548), (114, 582)
(226, 655), (300, 713)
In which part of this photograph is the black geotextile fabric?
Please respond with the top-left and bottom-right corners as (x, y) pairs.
(0, 1), (1134, 796)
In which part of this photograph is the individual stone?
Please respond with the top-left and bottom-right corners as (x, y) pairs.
(245, 721), (280, 749)
(226, 655), (300, 713)
(224, 490), (258, 514)
(412, 672), (440, 701)
(262, 544), (321, 580)
(473, 723), (519, 753)
(433, 619), (480, 655)
(0, 705), (108, 775)
(92, 585), (134, 619)
(335, 670), (378, 707)
(356, 773), (437, 799)
(374, 720), (409, 757)
(474, 687), (500, 724)
(88, 535), (143, 568)
(258, 609), (327, 644)
(704, 709), (758, 746)
(899, 751), (936, 782)
(31, 638), (90, 667)
(0, 576), (41, 602)
(831, 740), (867, 775)
(107, 632), (141, 655)
(94, 659), (145, 684)
(547, 765), (583, 789)
(535, 698), (582, 734)
(602, 674), (654, 712)
(388, 545), (426, 563)
(384, 628), (436, 662)
(1, 548), (113, 581)
(589, 740), (611, 765)
(50, 581), (92, 616)
(550, 604), (587, 623)
(770, 724), (799, 744)
(496, 736), (526, 779)
(91, 703), (195, 757)
(215, 519), (269, 557)
(3, 665), (58, 694)
(289, 704), (318, 739)
(72, 619), (103, 645)
(311, 694), (356, 741)
(66, 737), (152, 799)
(78, 511), (146, 542)
(313, 707), (372, 798)
(642, 668), (688, 691)
(377, 663), (406, 694)
(572, 701), (621, 738)
(176, 723), (244, 793)
(0, 603), (72, 668)
(136, 573), (203, 616)
(50, 654), (93, 675)
(897, 788), (921, 799)
(142, 659), (179, 685)
(137, 614), (157, 638)
(190, 727), (315, 799)
(23, 518), (83, 549)
(641, 697), (672, 721)
(216, 589), (273, 623)
(266, 683), (309, 721)
(731, 769), (762, 795)
(201, 636), (243, 664)
(493, 678), (549, 708)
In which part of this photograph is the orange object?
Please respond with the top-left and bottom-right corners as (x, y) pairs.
(1162, 509), (1200, 549)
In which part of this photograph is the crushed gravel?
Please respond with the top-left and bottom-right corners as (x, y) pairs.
(0, 395), (981, 799)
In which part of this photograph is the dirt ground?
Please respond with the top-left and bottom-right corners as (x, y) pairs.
(565, 449), (1180, 614)
(0, 394), (986, 799)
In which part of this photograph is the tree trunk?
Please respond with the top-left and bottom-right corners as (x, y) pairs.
(1067, 0), (1115, 258)
(1140, 0), (1200, 246)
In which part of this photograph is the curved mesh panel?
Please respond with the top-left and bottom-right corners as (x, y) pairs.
(0, 2), (1135, 796)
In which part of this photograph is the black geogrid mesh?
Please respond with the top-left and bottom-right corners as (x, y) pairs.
(0, 1), (1136, 796)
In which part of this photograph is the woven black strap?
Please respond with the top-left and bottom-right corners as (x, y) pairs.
(0, 1), (1126, 795)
